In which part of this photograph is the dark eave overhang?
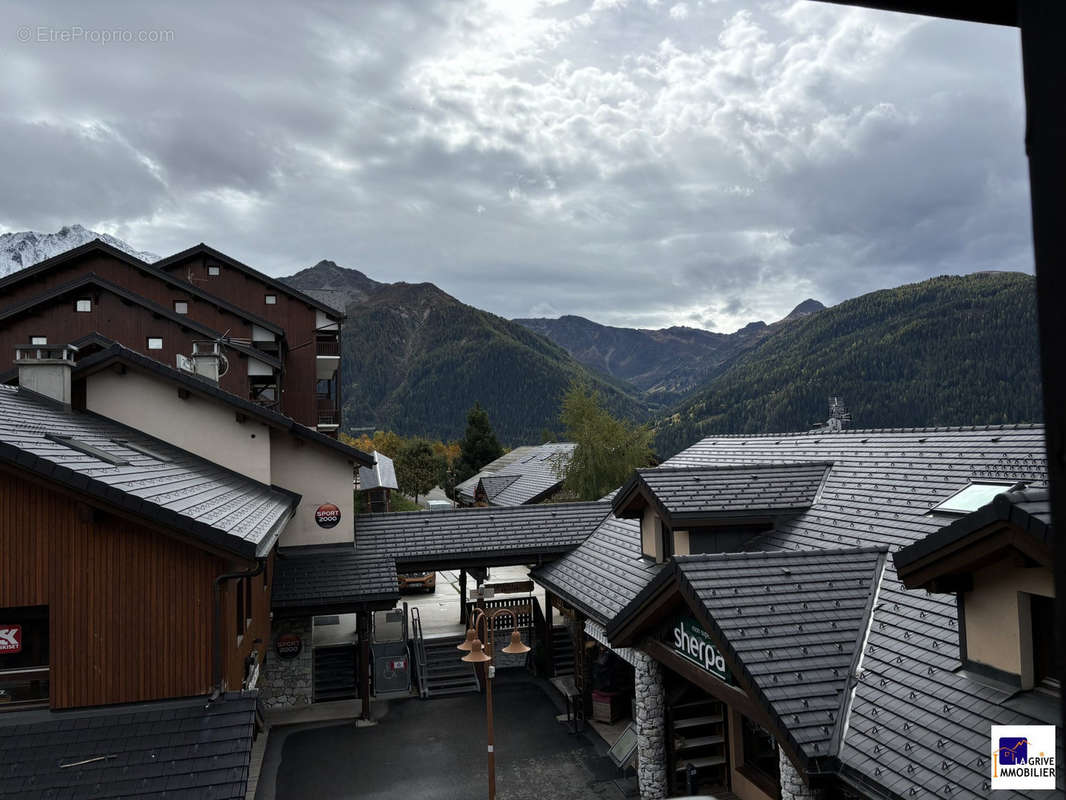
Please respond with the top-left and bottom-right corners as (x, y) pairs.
(0, 439), (299, 561)
(154, 243), (346, 320)
(0, 239), (285, 337)
(393, 546), (571, 574)
(814, 1), (1017, 27)
(73, 344), (374, 467)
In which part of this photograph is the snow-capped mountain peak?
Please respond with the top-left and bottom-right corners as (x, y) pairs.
(0, 224), (160, 279)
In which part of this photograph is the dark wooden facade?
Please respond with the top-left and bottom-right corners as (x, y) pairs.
(0, 468), (270, 709)
(0, 286), (256, 400)
(158, 250), (341, 431)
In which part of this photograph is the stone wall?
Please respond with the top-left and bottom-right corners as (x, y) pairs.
(780, 749), (824, 800)
(633, 650), (668, 799)
(258, 617), (313, 710)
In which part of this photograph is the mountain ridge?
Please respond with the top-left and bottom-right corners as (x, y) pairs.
(0, 224), (159, 278)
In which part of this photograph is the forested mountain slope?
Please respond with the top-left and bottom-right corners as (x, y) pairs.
(654, 272), (1041, 457)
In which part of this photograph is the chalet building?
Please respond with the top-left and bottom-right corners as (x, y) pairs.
(455, 441), (576, 507)
(533, 425), (1060, 800)
(0, 273), (282, 405)
(0, 342), (375, 796)
(154, 244), (344, 434)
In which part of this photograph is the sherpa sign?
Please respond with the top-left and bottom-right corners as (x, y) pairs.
(667, 615), (731, 684)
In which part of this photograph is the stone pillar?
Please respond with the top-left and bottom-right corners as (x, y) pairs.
(258, 617), (313, 710)
(633, 651), (667, 799)
(779, 749), (824, 800)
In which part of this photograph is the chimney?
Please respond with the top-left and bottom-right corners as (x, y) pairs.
(177, 340), (228, 384)
(16, 344), (78, 406)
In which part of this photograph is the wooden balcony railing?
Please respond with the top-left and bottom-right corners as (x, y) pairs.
(316, 340), (341, 357)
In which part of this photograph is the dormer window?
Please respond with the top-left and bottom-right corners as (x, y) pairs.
(896, 486), (1055, 692)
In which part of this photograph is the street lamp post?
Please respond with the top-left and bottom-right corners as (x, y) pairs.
(457, 607), (531, 800)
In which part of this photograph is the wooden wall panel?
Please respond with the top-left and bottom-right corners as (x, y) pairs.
(0, 290), (253, 399)
(0, 469), (269, 709)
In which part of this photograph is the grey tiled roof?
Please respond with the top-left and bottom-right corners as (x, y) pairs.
(895, 486), (1053, 575)
(455, 442), (575, 505)
(672, 548), (886, 761)
(0, 386), (297, 559)
(618, 462), (830, 520)
(532, 514), (663, 623)
(0, 692), (259, 799)
(356, 501), (610, 567)
(538, 424), (1055, 799)
(273, 545), (399, 610)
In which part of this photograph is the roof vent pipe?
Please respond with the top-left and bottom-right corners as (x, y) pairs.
(16, 343), (78, 407)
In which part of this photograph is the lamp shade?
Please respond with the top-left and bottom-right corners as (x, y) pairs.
(461, 637), (492, 663)
(501, 629), (531, 655)
(457, 628), (477, 652)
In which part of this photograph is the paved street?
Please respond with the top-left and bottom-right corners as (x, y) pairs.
(261, 674), (628, 800)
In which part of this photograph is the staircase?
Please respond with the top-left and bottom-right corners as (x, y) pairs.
(419, 635), (481, 697)
(551, 625), (574, 677)
(312, 644), (357, 702)
(670, 696), (727, 792)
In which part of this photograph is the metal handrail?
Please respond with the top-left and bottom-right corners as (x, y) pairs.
(410, 606), (429, 698)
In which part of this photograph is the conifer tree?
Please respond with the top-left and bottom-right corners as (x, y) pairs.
(455, 403), (504, 485)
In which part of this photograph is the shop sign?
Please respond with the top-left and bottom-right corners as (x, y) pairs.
(667, 615), (731, 684)
(315, 503), (341, 529)
(0, 625), (21, 653)
(275, 632), (303, 659)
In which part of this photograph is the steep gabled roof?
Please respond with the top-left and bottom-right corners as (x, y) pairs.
(0, 385), (298, 559)
(0, 239), (284, 336)
(0, 692), (260, 799)
(612, 462), (831, 523)
(73, 342), (373, 466)
(478, 473), (521, 500)
(0, 273), (281, 370)
(608, 548), (888, 768)
(155, 243), (344, 319)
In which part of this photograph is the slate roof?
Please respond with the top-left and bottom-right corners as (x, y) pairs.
(609, 547), (888, 764)
(535, 424), (1056, 799)
(154, 243), (344, 319)
(455, 442), (575, 506)
(894, 486), (1053, 576)
(356, 501), (611, 568)
(0, 692), (260, 799)
(72, 342), (373, 466)
(272, 545), (399, 611)
(0, 385), (298, 559)
(614, 462), (830, 521)
(0, 273), (281, 369)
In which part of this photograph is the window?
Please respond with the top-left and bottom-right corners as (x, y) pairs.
(207, 265), (220, 276)
(265, 294), (277, 305)
(1030, 594), (1055, 686)
(146, 337), (163, 350)
(75, 298), (91, 312)
(0, 605), (50, 708)
(174, 301), (188, 314)
(932, 481), (1020, 514)
(740, 715), (780, 788)
(30, 336), (47, 345)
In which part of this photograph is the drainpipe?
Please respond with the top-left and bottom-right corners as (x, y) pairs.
(213, 558), (266, 694)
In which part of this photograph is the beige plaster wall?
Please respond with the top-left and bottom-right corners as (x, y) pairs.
(964, 560), (1053, 685)
(85, 369), (272, 483)
(270, 430), (354, 546)
(641, 507), (662, 561)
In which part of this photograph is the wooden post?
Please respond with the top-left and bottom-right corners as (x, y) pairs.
(486, 619), (497, 800)
(358, 610), (371, 720)
(459, 569), (468, 625)
(543, 590), (555, 676)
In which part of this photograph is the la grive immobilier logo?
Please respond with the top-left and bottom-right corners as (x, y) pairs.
(991, 725), (1057, 790)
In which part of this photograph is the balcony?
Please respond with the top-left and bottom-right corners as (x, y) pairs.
(316, 395), (339, 431)
(316, 337), (340, 379)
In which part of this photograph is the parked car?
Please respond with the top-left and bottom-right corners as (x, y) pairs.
(398, 571), (436, 593)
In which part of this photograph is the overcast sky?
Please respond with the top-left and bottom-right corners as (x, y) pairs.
(0, 1), (1032, 332)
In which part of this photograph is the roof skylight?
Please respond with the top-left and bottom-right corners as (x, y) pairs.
(44, 433), (130, 466)
(931, 481), (1023, 515)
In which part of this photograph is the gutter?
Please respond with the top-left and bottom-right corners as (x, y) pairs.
(213, 558), (266, 693)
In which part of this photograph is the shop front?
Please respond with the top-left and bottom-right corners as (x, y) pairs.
(0, 605), (49, 709)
